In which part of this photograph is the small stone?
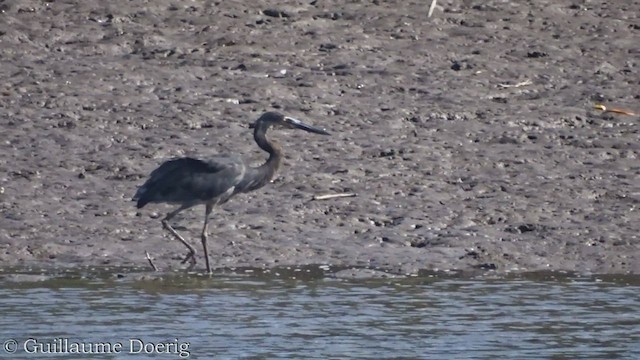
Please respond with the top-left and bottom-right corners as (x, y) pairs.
(527, 51), (547, 58)
(263, 9), (289, 18)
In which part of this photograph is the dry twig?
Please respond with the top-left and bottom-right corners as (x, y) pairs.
(497, 79), (533, 88)
(312, 193), (356, 201)
(428, 0), (438, 17)
(145, 251), (158, 272)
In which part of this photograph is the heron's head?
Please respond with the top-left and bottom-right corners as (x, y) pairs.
(250, 112), (330, 135)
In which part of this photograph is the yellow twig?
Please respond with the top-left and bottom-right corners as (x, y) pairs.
(594, 104), (636, 116)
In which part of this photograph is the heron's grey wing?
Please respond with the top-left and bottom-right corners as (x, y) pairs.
(134, 156), (245, 208)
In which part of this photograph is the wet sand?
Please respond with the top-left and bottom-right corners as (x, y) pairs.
(1, 0), (638, 276)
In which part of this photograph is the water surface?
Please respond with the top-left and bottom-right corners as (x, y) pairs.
(1, 268), (639, 359)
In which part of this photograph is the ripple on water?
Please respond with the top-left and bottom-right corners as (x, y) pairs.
(0, 271), (639, 359)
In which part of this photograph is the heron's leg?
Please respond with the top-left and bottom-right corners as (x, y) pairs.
(201, 203), (213, 274)
(161, 205), (197, 265)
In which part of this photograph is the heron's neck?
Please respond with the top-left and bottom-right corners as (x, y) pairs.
(254, 126), (283, 182)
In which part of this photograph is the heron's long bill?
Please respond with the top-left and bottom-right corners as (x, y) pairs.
(284, 117), (330, 135)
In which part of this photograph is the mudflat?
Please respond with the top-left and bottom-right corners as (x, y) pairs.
(1, 0), (638, 276)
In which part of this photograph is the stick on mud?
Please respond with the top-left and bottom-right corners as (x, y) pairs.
(145, 251), (159, 272)
(428, 0), (437, 17)
(312, 193), (356, 201)
(498, 79), (533, 88)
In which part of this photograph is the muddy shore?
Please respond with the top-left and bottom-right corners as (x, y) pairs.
(1, 0), (638, 276)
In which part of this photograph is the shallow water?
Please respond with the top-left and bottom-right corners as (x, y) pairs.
(1, 268), (639, 359)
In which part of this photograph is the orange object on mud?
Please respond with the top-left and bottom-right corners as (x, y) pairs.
(594, 104), (637, 116)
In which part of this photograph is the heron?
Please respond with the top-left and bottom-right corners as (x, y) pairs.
(132, 111), (330, 273)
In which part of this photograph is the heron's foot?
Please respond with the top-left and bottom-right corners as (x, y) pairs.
(181, 250), (197, 265)
(185, 258), (197, 272)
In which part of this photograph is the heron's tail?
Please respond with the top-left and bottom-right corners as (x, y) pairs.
(132, 187), (149, 208)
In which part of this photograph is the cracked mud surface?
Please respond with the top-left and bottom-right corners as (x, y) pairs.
(1, 0), (638, 276)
